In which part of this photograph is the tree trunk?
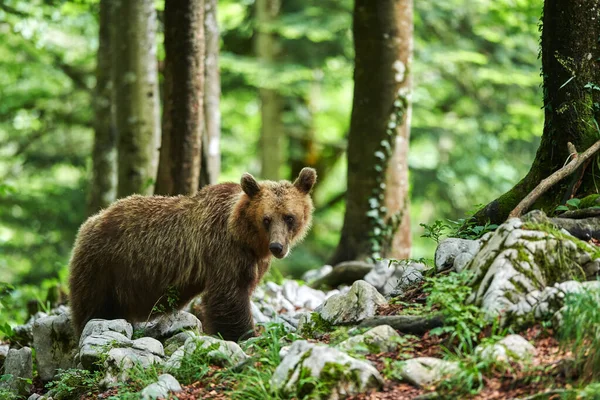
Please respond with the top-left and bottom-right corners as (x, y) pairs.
(87, 0), (116, 215)
(200, 0), (221, 187)
(330, 0), (413, 265)
(112, 0), (161, 197)
(155, 0), (205, 196)
(473, 0), (600, 225)
(255, 0), (284, 180)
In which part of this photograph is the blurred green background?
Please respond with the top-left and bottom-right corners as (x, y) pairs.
(0, 0), (543, 318)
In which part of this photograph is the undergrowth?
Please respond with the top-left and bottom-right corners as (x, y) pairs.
(559, 287), (600, 382)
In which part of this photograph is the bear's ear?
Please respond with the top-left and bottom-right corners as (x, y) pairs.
(294, 167), (317, 194)
(241, 173), (261, 198)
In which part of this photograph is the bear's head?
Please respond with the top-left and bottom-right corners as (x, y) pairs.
(240, 168), (317, 259)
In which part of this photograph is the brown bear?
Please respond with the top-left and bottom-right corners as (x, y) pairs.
(68, 168), (316, 341)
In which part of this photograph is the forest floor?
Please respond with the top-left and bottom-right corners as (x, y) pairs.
(73, 281), (573, 400)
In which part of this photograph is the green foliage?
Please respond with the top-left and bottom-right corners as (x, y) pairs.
(424, 271), (495, 353)
(435, 349), (512, 397)
(420, 215), (498, 244)
(559, 287), (600, 382)
(0, 376), (19, 400)
(44, 369), (102, 400)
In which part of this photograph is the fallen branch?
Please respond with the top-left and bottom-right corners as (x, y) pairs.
(357, 314), (444, 335)
(509, 140), (600, 219)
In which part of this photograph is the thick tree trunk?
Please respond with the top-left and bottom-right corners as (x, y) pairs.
(155, 0), (205, 196)
(87, 0), (116, 215)
(473, 0), (600, 225)
(200, 0), (221, 187)
(112, 0), (161, 197)
(255, 0), (284, 180)
(330, 0), (413, 265)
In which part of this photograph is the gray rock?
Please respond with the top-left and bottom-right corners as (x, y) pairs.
(80, 319), (133, 346)
(104, 347), (164, 380)
(399, 357), (460, 387)
(133, 311), (202, 340)
(132, 337), (164, 356)
(166, 334), (247, 369)
(318, 280), (387, 325)
(465, 218), (600, 320)
(27, 394), (42, 400)
(365, 259), (426, 295)
(476, 334), (536, 362)
(282, 280), (327, 310)
(140, 373), (182, 400)
(271, 340), (383, 399)
(164, 332), (195, 356)
(337, 325), (400, 354)
(1, 347), (33, 396)
(0, 343), (8, 366)
(302, 265), (333, 284)
(251, 301), (271, 324)
(435, 238), (481, 272)
(509, 280), (591, 323)
(32, 313), (77, 381)
(79, 331), (133, 370)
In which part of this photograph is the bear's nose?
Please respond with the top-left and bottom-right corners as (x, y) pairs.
(269, 242), (284, 255)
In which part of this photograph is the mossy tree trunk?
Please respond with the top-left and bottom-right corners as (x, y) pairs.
(473, 0), (600, 225)
(255, 0), (284, 180)
(155, 0), (205, 195)
(330, 0), (413, 265)
(112, 0), (161, 197)
(199, 0), (221, 188)
(87, 0), (116, 215)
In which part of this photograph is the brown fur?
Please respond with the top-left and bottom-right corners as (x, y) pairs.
(68, 168), (316, 341)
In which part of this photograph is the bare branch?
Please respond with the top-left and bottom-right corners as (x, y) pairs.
(509, 140), (600, 218)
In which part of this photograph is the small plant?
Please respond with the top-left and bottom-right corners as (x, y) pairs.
(424, 271), (499, 353)
(44, 369), (102, 400)
(435, 350), (512, 397)
(559, 287), (600, 382)
(420, 220), (451, 243)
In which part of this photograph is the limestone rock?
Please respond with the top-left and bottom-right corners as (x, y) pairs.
(399, 357), (460, 388)
(0, 343), (8, 367)
(79, 331), (132, 370)
(435, 238), (481, 273)
(140, 373), (182, 400)
(133, 311), (202, 340)
(365, 260), (426, 295)
(1, 347), (33, 396)
(32, 313), (77, 381)
(337, 325), (401, 354)
(164, 332), (195, 356)
(465, 217), (600, 320)
(104, 347), (164, 380)
(476, 335), (536, 362)
(80, 319), (133, 346)
(318, 280), (387, 325)
(271, 340), (383, 399)
(166, 334), (247, 369)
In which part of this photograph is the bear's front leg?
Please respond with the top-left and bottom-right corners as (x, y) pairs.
(200, 287), (255, 342)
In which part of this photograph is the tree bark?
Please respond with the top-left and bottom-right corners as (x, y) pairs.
(200, 0), (221, 187)
(155, 0), (205, 196)
(87, 0), (116, 215)
(112, 0), (161, 197)
(255, 0), (284, 180)
(472, 0), (600, 225)
(330, 0), (413, 265)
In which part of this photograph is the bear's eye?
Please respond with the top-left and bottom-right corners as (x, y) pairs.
(284, 215), (295, 226)
(263, 216), (271, 228)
